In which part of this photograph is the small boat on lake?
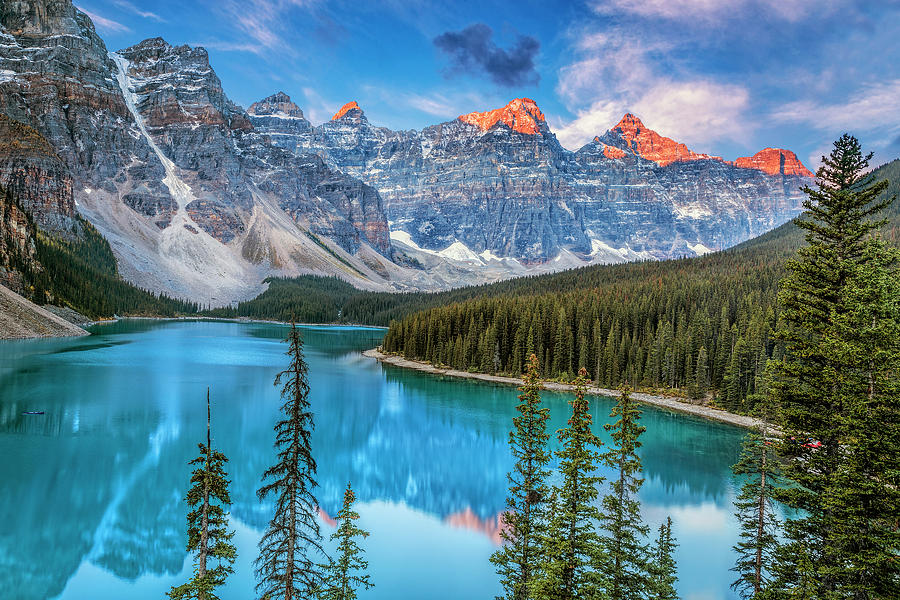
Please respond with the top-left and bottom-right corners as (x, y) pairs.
(21, 411), (45, 415)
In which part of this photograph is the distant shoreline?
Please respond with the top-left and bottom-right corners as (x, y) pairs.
(364, 348), (762, 430)
(88, 316), (389, 330)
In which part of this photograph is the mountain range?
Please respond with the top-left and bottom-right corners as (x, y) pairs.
(0, 0), (813, 304)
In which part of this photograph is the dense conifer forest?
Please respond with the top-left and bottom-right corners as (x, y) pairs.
(379, 159), (900, 415)
(33, 217), (199, 318)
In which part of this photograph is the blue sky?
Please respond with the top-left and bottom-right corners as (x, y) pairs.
(76, 0), (900, 167)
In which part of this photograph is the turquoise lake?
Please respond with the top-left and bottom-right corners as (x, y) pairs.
(0, 320), (747, 600)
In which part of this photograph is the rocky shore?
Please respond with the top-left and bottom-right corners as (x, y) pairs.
(0, 284), (88, 339)
(364, 348), (763, 430)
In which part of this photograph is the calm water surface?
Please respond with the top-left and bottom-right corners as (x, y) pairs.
(0, 320), (746, 600)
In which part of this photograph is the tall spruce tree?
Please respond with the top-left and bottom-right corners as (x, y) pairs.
(491, 354), (552, 600)
(596, 388), (650, 600)
(823, 237), (900, 598)
(731, 409), (780, 600)
(535, 368), (604, 599)
(771, 134), (897, 597)
(256, 323), (327, 600)
(318, 482), (373, 600)
(168, 390), (236, 600)
(648, 517), (678, 600)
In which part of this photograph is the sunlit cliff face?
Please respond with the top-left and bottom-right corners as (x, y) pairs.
(458, 97), (546, 135)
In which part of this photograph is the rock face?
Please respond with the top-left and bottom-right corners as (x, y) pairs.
(0, 0), (175, 227)
(0, 1), (815, 299)
(733, 147), (815, 177)
(0, 2), (403, 303)
(0, 182), (37, 293)
(254, 96), (811, 262)
(0, 115), (76, 235)
(459, 97), (546, 135)
(599, 113), (722, 166)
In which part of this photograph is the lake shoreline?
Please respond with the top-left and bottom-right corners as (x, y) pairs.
(364, 348), (762, 430)
(87, 315), (389, 330)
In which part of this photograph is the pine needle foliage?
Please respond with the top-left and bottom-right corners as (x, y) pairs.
(535, 368), (604, 600)
(648, 516), (678, 600)
(596, 388), (650, 600)
(491, 354), (552, 600)
(168, 390), (236, 600)
(256, 323), (327, 600)
(819, 237), (900, 597)
(771, 135), (900, 597)
(731, 412), (780, 599)
(318, 482), (373, 600)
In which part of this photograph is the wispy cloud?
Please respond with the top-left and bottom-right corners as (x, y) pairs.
(111, 0), (165, 22)
(592, 0), (839, 24)
(553, 29), (752, 151)
(360, 85), (491, 124)
(772, 79), (900, 135)
(75, 5), (131, 33)
(214, 0), (318, 57)
(300, 86), (336, 124)
(191, 40), (266, 55)
(772, 79), (900, 166)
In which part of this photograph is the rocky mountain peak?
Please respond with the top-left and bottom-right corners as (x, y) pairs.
(607, 113), (721, 166)
(119, 37), (211, 71)
(733, 147), (814, 177)
(116, 38), (252, 131)
(248, 92), (305, 119)
(458, 98), (546, 135)
(332, 101), (363, 121)
(1, 0), (90, 37)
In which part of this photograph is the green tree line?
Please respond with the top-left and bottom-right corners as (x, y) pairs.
(381, 160), (899, 415)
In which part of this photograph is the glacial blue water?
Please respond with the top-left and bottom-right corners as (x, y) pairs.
(0, 320), (745, 599)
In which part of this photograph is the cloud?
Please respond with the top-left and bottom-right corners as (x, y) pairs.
(358, 85), (490, 124)
(555, 80), (750, 151)
(191, 40), (265, 54)
(300, 86), (337, 125)
(213, 0), (318, 56)
(433, 23), (540, 88)
(554, 30), (752, 151)
(592, 0), (837, 24)
(111, 0), (165, 22)
(772, 79), (900, 137)
(773, 79), (900, 166)
(75, 5), (131, 33)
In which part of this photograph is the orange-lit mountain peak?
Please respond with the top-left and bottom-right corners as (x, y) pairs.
(459, 98), (546, 135)
(613, 113), (647, 133)
(332, 101), (361, 121)
(733, 147), (814, 177)
(609, 113), (720, 166)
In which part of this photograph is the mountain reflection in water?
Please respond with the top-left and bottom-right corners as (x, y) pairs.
(0, 320), (745, 600)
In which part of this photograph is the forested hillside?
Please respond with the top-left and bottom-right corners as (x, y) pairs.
(379, 160), (900, 414)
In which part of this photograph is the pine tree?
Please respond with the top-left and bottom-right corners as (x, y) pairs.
(491, 354), (552, 600)
(596, 388), (650, 600)
(822, 238), (900, 598)
(731, 410), (780, 600)
(256, 323), (327, 600)
(648, 517), (678, 600)
(168, 390), (236, 600)
(772, 135), (896, 597)
(535, 368), (604, 599)
(318, 483), (373, 600)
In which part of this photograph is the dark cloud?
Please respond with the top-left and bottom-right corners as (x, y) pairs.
(433, 23), (539, 87)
